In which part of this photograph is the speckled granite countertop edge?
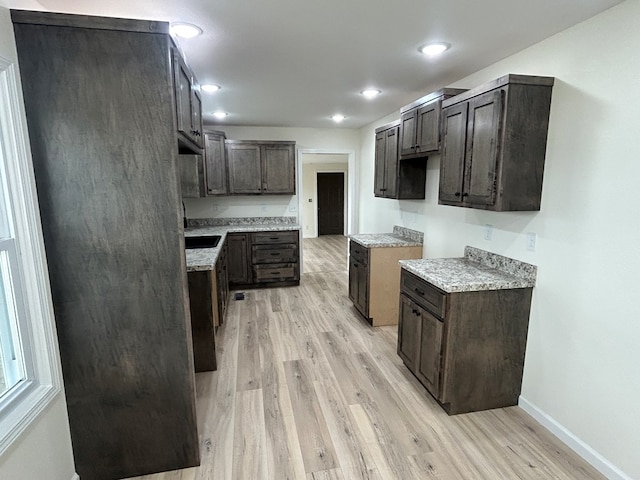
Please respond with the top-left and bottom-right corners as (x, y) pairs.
(185, 224), (301, 272)
(349, 226), (424, 248)
(399, 247), (537, 293)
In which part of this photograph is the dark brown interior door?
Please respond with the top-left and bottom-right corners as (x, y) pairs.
(317, 172), (344, 235)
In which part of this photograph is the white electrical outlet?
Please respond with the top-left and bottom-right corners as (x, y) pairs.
(484, 224), (493, 241)
(526, 232), (537, 251)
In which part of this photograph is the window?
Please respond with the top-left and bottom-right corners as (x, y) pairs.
(0, 54), (62, 454)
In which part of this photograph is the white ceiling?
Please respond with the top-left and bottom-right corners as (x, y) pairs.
(8, 0), (623, 128)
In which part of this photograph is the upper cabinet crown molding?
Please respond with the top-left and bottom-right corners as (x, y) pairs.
(399, 88), (468, 160)
(439, 74), (554, 212)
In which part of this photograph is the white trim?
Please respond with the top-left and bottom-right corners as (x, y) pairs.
(0, 54), (63, 455)
(71, 474), (80, 480)
(518, 396), (632, 480)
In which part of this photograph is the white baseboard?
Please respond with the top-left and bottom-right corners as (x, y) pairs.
(518, 396), (632, 480)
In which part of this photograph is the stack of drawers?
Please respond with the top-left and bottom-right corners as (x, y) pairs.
(251, 231), (299, 284)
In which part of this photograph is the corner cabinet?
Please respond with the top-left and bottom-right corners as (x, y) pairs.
(226, 140), (296, 195)
(398, 269), (533, 415)
(374, 121), (426, 199)
(439, 74), (554, 211)
(399, 88), (467, 160)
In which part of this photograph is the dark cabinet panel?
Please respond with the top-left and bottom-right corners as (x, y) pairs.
(204, 130), (228, 195)
(216, 241), (229, 323)
(227, 143), (262, 194)
(11, 10), (199, 479)
(439, 103), (468, 203)
(226, 140), (296, 195)
(172, 50), (203, 151)
(397, 295), (421, 369)
(263, 143), (296, 194)
(374, 121), (425, 199)
(399, 88), (467, 160)
(439, 74), (554, 211)
(227, 233), (251, 285)
(179, 154), (206, 198)
(416, 307), (444, 396)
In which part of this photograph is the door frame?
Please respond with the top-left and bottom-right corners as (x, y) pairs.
(315, 171), (347, 236)
(297, 148), (356, 238)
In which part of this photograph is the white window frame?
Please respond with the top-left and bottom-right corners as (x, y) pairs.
(0, 54), (63, 455)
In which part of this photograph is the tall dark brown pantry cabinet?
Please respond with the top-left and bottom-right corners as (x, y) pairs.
(12, 11), (199, 480)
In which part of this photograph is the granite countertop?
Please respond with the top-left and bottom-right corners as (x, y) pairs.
(399, 246), (537, 293)
(349, 225), (424, 248)
(184, 217), (300, 272)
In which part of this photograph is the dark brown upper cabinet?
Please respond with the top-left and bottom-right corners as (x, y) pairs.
(204, 130), (228, 195)
(399, 88), (467, 160)
(226, 140), (296, 195)
(439, 74), (554, 211)
(374, 121), (426, 199)
(173, 49), (203, 152)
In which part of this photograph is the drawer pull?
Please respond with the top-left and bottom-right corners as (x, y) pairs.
(414, 287), (425, 296)
(270, 271), (281, 275)
(270, 252), (281, 256)
(269, 237), (279, 240)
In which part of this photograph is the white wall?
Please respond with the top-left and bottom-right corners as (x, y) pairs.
(0, 5), (77, 480)
(358, 1), (640, 478)
(184, 126), (359, 222)
(301, 156), (348, 238)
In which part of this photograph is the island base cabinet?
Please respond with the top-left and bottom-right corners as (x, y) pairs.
(398, 270), (533, 415)
(350, 242), (422, 326)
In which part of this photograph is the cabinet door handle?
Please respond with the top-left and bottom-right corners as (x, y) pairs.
(454, 192), (461, 197)
(463, 193), (469, 197)
(414, 287), (425, 296)
(412, 308), (421, 316)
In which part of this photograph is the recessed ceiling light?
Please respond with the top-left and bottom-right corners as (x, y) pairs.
(361, 89), (381, 99)
(419, 42), (450, 56)
(331, 114), (345, 123)
(201, 84), (221, 93)
(170, 23), (203, 39)
(213, 111), (228, 119)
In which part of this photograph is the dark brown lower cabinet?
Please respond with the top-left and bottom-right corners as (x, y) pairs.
(229, 230), (300, 289)
(398, 269), (532, 415)
(348, 247), (369, 318)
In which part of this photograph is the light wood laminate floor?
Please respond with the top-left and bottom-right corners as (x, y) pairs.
(129, 235), (604, 480)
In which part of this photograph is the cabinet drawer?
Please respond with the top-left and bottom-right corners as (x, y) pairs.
(252, 244), (298, 264)
(349, 241), (368, 265)
(253, 263), (297, 283)
(253, 230), (298, 245)
(401, 271), (445, 318)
